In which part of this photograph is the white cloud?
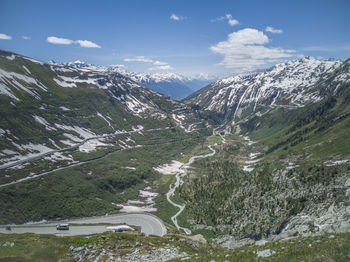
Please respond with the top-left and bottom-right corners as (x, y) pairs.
(22, 36), (31, 40)
(210, 28), (295, 70)
(228, 19), (239, 26)
(265, 26), (283, 34)
(170, 14), (180, 20)
(149, 65), (174, 71)
(124, 56), (154, 63)
(76, 40), (101, 48)
(170, 13), (186, 21)
(110, 64), (126, 68)
(210, 14), (239, 26)
(124, 57), (170, 67)
(0, 33), (12, 40)
(153, 60), (168, 65)
(47, 36), (74, 45)
(226, 14), (239, 26)
(46, 36), (101, 48)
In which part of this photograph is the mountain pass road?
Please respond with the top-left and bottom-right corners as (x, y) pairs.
(0, 213), (167, 237)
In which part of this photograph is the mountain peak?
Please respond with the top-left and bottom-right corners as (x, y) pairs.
(66, 60), (93, 68)
(187, 56), (346, 122)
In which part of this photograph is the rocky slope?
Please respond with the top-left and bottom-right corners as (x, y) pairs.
(1, 230), (349, 261)
(176, 57), (350, 248)
(186, 57), (349, 125)
(0, 50), (205, 170)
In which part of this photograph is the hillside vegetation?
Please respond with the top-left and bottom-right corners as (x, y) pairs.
(0, 232), (349, 261)
(174, 62), (350, 245)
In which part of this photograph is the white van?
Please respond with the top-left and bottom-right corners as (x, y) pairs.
(56, 223), (69, 230)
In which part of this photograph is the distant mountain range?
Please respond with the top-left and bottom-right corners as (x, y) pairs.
(49, 60), (214, 100)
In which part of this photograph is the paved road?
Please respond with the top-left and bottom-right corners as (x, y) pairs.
(0, 213), (167, 237)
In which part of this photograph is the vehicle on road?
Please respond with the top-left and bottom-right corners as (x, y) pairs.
(56, 223), (69, 230)
(106, 225), (134, 232)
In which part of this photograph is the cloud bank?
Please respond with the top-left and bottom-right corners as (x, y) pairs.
(149, 65), (174, 71)
(210, 28), (295, 70)
(123, 56), (173, 71)
(124, 56), (153, 63)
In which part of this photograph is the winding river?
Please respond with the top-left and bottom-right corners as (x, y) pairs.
(166, 144), (217, 234)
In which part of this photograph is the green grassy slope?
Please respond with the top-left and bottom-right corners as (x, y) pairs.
(173, 68), (350, 240)
(0, 232), (349, 262)
(0, 50), (211, 224)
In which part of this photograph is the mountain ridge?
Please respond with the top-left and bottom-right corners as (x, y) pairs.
(48, 59), (214, 100)
(0, 49), (206, 175)
(186, 56), (349, 128)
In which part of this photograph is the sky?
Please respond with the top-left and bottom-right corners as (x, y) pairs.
(1, 0), (350, 77)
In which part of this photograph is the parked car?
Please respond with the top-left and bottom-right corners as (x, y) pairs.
(56, 223), (69, 230)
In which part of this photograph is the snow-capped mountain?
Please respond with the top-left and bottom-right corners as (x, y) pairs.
(124, 72), (213, 100)
(0, 50), (205, 169)
(49, 60), (214, 100)
(62, 62), (213, 100)
(186, 57), (349, 123)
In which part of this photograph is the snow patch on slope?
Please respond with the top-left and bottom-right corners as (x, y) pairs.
(32, 115), (57, 131)
(97, 112), (113, 128)
(78, 138), (109, 153)
(0, 68), (47, 100)
(190, 57), (342, 121)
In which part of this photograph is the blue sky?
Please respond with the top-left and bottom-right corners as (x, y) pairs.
(1, 0), (350, 76)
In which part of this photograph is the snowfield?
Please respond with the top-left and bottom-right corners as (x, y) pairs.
(0, 67), (47, 100)
(32, 115), (57, 131)
(0, 143), (53, 169)
(78, 138), (110, 153)
(324, 159), (349, 166)
(154, 160), (185, 175)
(115, 187), (159, 213)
